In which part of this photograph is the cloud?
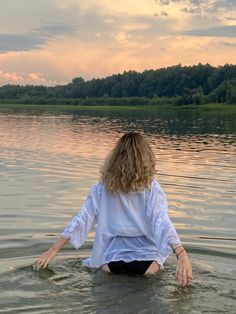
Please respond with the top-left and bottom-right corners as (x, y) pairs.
(156, 0), (236, 7)
(125, 15), (173, 39)
(2, 9), (171, 53)
(0, 70), (24, 83)
(213, 0), (236, 10)
(219, 41), (236, 46)
(157, 0), (170, 5)
(0, 0), (74, 33)
(0, 34), (45, 52)
(161, 10), (169, 16)
(32, 24), (74, 35)
(0, 50), (70, 83)
(225, 16), (236, 21)
(0, 0), (235, 86)
(180, 7), (201, 14)
(0, 70), (63, 86)
(182, 25), (236, 37)
(0, 23), (74, 52)
(156, 0), (236, 15)
(155, 0), (182, 5)
(1, 0), (232, 54)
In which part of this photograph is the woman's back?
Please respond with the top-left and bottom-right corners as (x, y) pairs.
(61, 178), (180, 268)
(94, 180), (161, 266)
(35, 132), (193, 285)
(99, 182), (148, 237)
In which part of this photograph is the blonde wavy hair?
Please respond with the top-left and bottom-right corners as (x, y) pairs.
(100, 132), (156, 194)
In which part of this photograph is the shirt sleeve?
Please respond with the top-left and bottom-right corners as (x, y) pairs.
(61, 182), (101, 249)
(147, 179), (181, 257)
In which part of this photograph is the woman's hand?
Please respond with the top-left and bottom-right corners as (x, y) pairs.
(33, 248), (58, 270)
(175, 253), (193, 286)
(33, 236), (69, 270)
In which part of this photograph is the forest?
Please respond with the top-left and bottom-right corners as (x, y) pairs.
(0, 63), (235, 106)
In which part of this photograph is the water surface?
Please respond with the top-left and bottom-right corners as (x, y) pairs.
(0, 107), (235, 313)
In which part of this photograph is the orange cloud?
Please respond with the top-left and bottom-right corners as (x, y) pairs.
(0, 70), (24, 84)
(0, 0), (235, 85)
(0, 69), (65, 86)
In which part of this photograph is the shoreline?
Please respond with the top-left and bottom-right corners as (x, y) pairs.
(0, 103), (236, 112)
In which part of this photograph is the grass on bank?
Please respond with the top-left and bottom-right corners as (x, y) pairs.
(0, 103), (236, 112)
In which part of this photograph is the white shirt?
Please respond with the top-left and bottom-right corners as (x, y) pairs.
(61, 178), (181, 268)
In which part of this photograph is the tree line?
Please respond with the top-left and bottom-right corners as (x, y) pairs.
(0, 63), (235, 106)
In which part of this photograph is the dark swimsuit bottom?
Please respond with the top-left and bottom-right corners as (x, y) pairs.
(107, 260), (153, 275)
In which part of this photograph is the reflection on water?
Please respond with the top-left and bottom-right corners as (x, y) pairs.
(0, 108), (235, 313)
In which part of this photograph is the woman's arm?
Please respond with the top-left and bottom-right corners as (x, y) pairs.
(34, 182), (100, 270)
(147, 180), (193, 286)
(171, 244), (193, 286)
(33, 236), (69, 270)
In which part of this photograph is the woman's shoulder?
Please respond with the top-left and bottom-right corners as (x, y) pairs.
(145, 177), (165, 198)
(91, 181), (104, 191)
(150, 177), (161, 190)
(92, 179), (162, 196)
(87, 181), (104, 198)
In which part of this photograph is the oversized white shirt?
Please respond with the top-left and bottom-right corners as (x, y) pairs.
(61, 178), (181, 268)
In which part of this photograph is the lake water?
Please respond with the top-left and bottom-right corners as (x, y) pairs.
(0, 107), (235, 313)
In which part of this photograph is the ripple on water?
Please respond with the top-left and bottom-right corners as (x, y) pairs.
(0, 254), (235, 314)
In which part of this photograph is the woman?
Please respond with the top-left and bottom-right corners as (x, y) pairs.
(34, 132), (193, 286)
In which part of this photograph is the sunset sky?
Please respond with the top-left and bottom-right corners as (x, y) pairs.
(0, 0), (235, 86)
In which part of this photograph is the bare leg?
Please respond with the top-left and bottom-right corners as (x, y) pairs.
(101, 264), (111, 273)
(144, 261), (161, 275)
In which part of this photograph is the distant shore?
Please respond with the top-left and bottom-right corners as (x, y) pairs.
(0, 103), (236, 112)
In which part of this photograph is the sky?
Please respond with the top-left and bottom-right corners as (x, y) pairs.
(0, 0), (236, 86)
